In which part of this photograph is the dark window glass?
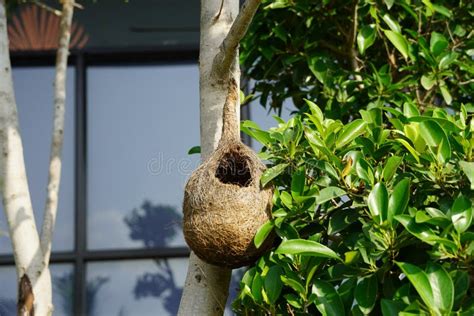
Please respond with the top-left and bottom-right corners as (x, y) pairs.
(86, 259), (187, 316)
(0, 264), (74, 316)
(0, 67), (75, 254)
(87, 65), (200, 250)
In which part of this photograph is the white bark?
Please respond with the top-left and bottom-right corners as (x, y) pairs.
(179, 0), (261, 314)
(0, 1), (53, 315)
(40, 0), (74, 265)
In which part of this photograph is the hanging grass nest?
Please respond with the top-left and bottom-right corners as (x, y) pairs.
(183, 79), (273, 269)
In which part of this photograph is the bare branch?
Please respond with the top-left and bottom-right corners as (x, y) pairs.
(40, 0), (75, 264)
(212, 0), (261, 79)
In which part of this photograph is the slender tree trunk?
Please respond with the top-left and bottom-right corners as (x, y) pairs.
(178, 0), (261, 314)
(41, 0), (75, 265)
(0, 1), (53, 315)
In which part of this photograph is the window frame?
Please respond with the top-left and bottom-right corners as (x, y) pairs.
(0, 49), (207, 315)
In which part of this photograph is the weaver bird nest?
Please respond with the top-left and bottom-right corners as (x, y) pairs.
(183, 79), (273, 268)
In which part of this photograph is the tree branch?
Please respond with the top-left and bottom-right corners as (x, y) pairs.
(40, 0), (75, 264)
(212, 0), (261, 79)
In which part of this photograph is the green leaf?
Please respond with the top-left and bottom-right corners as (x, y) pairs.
(336, 119), (367, 148)
(396, 261), (435, 311)
(395, 215), (457, 248)
(419, 120), (451, 162)
(432, 4), (452, 17)
(251, 273), (264, 302)
(264, 266), (283, 304)
(459, 161), (474, 190)
(312, 281), (346, 316)
(281, 275), (306, 296)
(382, 14), (402, 33)
(388, 178), (410, 224)
(368, 183), (389, 224)
(425, 262), (454, 313)
(291, 167), (305, 198)
(187, 146), (201, 155)
(254, 220), (274, 249)
(430, 32), (449, 57)
(384, 30), (409, 59)
(357, 25), (376, 55)
(383, 155), (403, 182)
(261, 163), (288, 187)
(241, 120), (272, 145)
(395, 139), (420, 163)
(315, 187), (346, 205)
(381, 299), (405, 316)
(451, 195), (472, 234)
(275, 239), (341, 261)
(383, 0), (395, 9)
(451, 270), (469, 306)
(440, 84), (452, 105)
(355, 275), (378, 314)
(421, 75), (436, 90)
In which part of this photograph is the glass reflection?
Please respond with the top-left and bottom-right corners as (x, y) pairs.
(86, 259), (187, 316)
(0, 67), (75, 254)
(87, 65), (199, 250)
(0, 264), (74, 316)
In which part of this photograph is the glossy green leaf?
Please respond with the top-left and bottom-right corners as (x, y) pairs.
(254, 220), (274, 249)
(432, 4), (452, 17)
(425, 262), (454, 313)
(382, 14), (402, 33)
(388, 178), (410, 224)
(459, 161), (474, 190)
(421, 75), (436, 90)
(315, 187), (346, 205)
(251, 273), (264, 302)
(430, 32), (449, 57)
(418, 120), (451, 161)
(355, 275), (378, 314)
(395, 215), (457, 248)
(312, 281), (346, 316)
(395, 139), (420, 163)
(368, 183), (389, 224)
(384, 30), (409, 59)
(187, 146), (201, 155)
(336, 119), (367, 149)
(381, 299), (405, 316)
(261, 163), (288, 187)
(396, 261), (435, 311)
(275, 239), (341, 261)
(440, 84), (452, 105)
(264, 266), (283, 304)
(383, 155), (403, 182)
(383, 0), (395, 9)
(291, 167), (305, 198)
(451, 195), (472, 234)
(357, 25), (376, 55)
(281, 275), (305, 296)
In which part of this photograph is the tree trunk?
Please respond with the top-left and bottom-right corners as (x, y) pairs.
(178, 0), (261, 314)
(177, 0), (239, 315)
(0, 1), (53, 315)
(41, 0), (75, 266)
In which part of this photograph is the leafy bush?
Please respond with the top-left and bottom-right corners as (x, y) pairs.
(241, 0), (473, 120)
(232, 101), (474, 315)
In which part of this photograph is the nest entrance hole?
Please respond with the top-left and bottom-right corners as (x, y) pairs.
(215, 151), (252, 187)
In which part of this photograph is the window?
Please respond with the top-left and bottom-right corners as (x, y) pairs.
(0, 53), (290, 315)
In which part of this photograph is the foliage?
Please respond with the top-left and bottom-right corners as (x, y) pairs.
(241, 0), (473, 120)
(232, 101), (474, 315)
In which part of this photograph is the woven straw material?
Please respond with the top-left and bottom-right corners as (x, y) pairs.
(183, 79), (274, 268)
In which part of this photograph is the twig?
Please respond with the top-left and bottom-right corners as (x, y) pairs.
(212, 0), (261, 79)
(40, 0), (75, 264)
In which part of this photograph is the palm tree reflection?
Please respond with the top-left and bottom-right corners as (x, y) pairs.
(124, 200), (183, 315)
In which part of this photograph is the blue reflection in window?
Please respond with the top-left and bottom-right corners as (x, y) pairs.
(0, 67), (75, 254)
(87, 65), (199, 250)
